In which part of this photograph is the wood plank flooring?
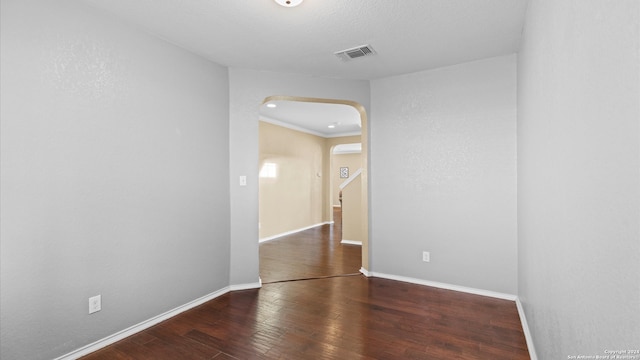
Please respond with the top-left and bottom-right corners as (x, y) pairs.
(82, 208), (530, 359)
(259, 207), (361, 283)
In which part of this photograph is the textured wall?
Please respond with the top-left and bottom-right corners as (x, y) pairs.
(0, 1), (230, 359)
(370, 55), (518, 294)
(517, 0), (640, 357)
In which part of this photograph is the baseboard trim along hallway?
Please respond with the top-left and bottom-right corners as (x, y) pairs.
(340, 239), (362, 245)
(516, 297), (539, 360)
(53, 281), (261, 360)
(368, 271), (517, 300)
(361, 268), (537, 359)
(259, 222), (333, 243)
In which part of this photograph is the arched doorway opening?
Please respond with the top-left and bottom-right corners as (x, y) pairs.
(258, 95), (369, 280)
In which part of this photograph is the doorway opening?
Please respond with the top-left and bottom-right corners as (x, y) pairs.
(257, 96), (369, 283)
(330, 142), (362, 245)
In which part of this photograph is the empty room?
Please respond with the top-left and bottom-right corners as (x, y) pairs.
(1, 0), (638, 359)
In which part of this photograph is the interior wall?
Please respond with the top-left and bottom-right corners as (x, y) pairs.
(258, 122), (326, 239)
(332, 153), (362, 206)
(325, 135), (361, 221)
(370, 54), (518, 294)
(228, 69), (370, 286)
(0, 1), (231, 359)
(341, 174), (363, 244)
(517, 0), (640, 357)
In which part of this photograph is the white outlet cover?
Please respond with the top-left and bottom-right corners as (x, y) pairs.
(89, 295), (101, 314)
(422, 251), (430, 262)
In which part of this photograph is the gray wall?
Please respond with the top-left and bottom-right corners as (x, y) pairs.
(0, 1), (231, 359)
(518, 0), (640, 357)
(228, 69), (370, 286)
(370, 55), (518, 295)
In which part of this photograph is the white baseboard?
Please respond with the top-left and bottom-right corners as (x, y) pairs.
(55, 279), (262, 360)
(340, 239), (362, 246)
(516, 298), (538, 360)
(368, 271), (517, 301)
(259, 222), (331, 243)
(364, 272), (532, 356)
(229, 279), (262, 291)
(359, 267), (372, 277)
(54, 286), (231, 360)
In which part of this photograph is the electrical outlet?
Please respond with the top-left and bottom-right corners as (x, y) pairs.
(89, 295), (101, 314)
(239, 175), (247, 186)
(422, 251), (430, 262)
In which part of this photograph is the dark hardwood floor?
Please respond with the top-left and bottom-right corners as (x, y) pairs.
(81, 208), (530, 359)
(260, 206), (361, 284)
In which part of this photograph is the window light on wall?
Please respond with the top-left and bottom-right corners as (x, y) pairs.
(259, 162), (277, 178)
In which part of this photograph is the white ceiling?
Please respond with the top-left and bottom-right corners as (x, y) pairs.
(260, 100), (361, 138)
(81, 0), (528, 136)
(82, 0), (528, 81)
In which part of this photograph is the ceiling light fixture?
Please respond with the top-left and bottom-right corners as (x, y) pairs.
(266, 103), (277, 108)
(274, 0), (303, 7)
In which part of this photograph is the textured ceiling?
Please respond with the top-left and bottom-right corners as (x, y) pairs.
(82, 0), (528, 80)
(80, 0), (527, 135)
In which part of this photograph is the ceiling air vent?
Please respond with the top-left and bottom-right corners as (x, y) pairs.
(334, 44), (376, 61)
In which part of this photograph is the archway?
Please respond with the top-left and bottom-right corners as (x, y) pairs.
(259, 95), (370, 274)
